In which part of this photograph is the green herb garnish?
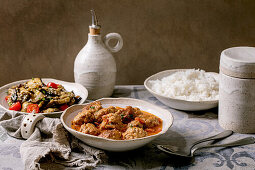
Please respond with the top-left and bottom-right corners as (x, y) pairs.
(42, 98), (46, 101)
(90, 106), (95, 109)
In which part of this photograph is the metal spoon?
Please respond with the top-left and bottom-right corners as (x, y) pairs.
(158, 136), (255, 158)
(157, 130), (233, 157)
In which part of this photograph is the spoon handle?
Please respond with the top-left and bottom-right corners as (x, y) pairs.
(192, 130), (233, 147)
(191, 137), (255, 154)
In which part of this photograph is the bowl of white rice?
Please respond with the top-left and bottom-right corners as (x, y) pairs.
(144, 69), (219, 111)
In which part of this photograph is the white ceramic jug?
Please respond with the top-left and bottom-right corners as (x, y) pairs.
(74, 10), (123, 99)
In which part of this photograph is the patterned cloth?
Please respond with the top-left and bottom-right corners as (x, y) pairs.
(0, 85), (255, 170)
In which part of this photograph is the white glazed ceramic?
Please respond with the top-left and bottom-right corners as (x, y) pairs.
(219, 47), (255, 133)
(74, 33), (123, 100)
(60, 98), (174, 152)
(0, 78), (88, 117)
(21, 113), (45, 139)
(144, 69), (219, 111)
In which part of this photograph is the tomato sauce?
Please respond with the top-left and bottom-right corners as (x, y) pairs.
(141, 111), (163, 136)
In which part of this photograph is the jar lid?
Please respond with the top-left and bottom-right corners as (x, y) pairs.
(220, 47), (255, 78)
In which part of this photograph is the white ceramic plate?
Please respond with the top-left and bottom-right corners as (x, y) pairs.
(0, 78), (88, 117)
(144, 69), (219, 111)
(61, 98), (173, 151)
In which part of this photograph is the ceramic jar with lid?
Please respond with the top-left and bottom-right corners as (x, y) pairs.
(219, 47), (255, 133)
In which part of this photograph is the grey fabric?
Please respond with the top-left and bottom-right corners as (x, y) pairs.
(0, 111), (107, 170)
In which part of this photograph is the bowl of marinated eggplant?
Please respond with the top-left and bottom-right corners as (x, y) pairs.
(0, 78), (88, 117)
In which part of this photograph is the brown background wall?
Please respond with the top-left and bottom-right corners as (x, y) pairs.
(0, 0), (255, 86)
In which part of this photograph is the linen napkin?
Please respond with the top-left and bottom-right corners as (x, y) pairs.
(0, 111), (108, 170)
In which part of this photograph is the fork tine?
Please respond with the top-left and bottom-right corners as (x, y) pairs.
(157, 145), (192, 157)
(157, 145), (174, 153)
(160, 145), (178, 152)
(157, 145), (175, 153)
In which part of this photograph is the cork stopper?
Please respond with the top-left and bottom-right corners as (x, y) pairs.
(89, 9), (101, 35)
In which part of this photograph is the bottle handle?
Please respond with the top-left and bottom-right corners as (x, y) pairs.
(103, 33), (123, 53)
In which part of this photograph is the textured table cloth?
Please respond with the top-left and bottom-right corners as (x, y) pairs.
(0, 85), (255, 170)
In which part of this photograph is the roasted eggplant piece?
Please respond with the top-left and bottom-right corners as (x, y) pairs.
(18, 87), (32, 103)
(11, 90), (18, 102)
(74, 96), (82, 104)
(21, 102), (32, 112)
(43, 108), (60, 113)
(68, 98), (76, 106)
(25, 78), (43, 89)
(30, 90), (45, 103)
(8, 88), (16, 96)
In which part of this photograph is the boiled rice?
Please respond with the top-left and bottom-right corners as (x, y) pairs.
(149, 69), (219, 101)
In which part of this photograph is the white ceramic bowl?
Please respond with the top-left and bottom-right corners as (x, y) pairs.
(60, 98), (173, 151)
(0, 78), (88, 117)
(144, 69), (219, 111)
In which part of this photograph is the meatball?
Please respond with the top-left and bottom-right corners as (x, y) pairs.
(128, 120), (143, 128)
(94, 106), (118, 122)
(123, 127), (147, 140)
(98, 129), (122, 140)
(132, 107), (142, 117)
(115, 108), (124, 116)
(73, 110), (94, 125)
(94, 108), (109, 123)
(80, 123), (100, 136)
(120, 106), (136, 123)
(139, 115), (160, 128)
(83, 101), (102, 113)
(103, 113), (122, 123)
(107, 106), (118, 113)
(99, 113), (125, 131)
(145, 116), (160, 128)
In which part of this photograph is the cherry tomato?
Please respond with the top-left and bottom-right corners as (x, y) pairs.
(47, 82), (59, 89)
(9, 102), (21, 111)
(59, 104), (69, 111)
(27, 104), (40, 113)
(5, 95), (11, 101)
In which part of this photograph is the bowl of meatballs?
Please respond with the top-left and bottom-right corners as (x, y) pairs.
(61, 98), (173, 151)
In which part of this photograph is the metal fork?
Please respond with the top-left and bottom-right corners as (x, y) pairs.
(157, 130), (233, 157)
(158, 137), (255, 158)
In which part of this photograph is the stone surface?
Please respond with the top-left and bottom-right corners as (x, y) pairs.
(0, 0), (255, 85)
